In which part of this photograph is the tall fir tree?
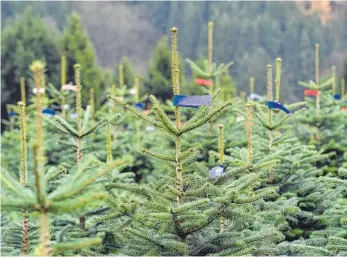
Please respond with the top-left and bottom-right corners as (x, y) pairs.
(1, 6), (61, 124)
(62, 12), (103, 107)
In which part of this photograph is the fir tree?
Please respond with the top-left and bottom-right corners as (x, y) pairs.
(1, 6), (61, 123)
(62, 12), (103, 106)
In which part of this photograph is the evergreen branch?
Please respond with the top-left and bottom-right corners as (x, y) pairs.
(81, 119), (107, 138)
(180, 100), (232, 134)
(185, 58), (210, 77)
(213, 61), (234, 77)
(254, 112), (272, 130)
(42, 115), (71, 136)
(280, 243), (333, 255)
(105, 184), (153, 200)
(94, 211), (123, 222)
(0, 173), (35, 199)
(319, 177), (347, 185)
(234, 188), (277, 204)
(214, 165), (252, 185)
(319, 77), (333, 90)
(171, 199), (210, 214)
(298, 81), (315, 89)
(49, 159), (131, 201)
(272, 108), (306, 129)
(81, 105), (91, 133)
(46, 83), (61, 98)
(48, 192), (107, 213)
(45, 166), (68, 182)
(252, 160), (279, 170)
(1, 197), (38, 211)
(179, 147), (201, 162)
(53, 115), (79, 137)
(226, 172), (264, 191)
(287, 101), (307, 110)
(107, 95), (164, 128)
(142, 148), (175, 161)
(182, 106), (210, 128)
(183, 182), (210, 196)
(52, 238), (102, 254)
(149, 95), (180, 135)
(219, 246), (255, 256)
(294, 152), (335, 167)
(57, 139), (77, 148)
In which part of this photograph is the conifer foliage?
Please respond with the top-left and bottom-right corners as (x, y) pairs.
(1, 18), (346, 257)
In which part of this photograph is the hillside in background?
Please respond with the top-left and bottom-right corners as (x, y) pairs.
(1, 1), (347, 102)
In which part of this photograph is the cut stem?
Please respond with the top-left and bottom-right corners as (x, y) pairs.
(332, 66), (336, 95)
(217, 124), (224, 165)
(18, 101), (29, 255)
(75, 64), (83, 163)
(39, 210), (52, 256)
(246, 104), (253, 165)
(135, 77), (141, 148)
(267, 64), (273, 151)
(89, 88), (95, 122)
(275, 58), (281, 136)
(217, 124), (226, 232)
(171, 27), (183, 205)
(106, 121), (112, 163)
(20, 77), (26, 105)
(315, 44), (320, 141)
(250, 77), (254, 94)
(61, 56), (67, 119)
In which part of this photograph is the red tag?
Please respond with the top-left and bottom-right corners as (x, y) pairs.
(194, 78), (213, 87)
(341, 107), (347, 112)
(304, 89), (319, 97)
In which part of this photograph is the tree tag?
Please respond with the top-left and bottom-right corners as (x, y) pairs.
(195, 78), (213, 87)
(268, 101), (290, 114)
(173, 95), (211, 108)
(209, 164), (225, 179)
(304, 89), (319, 97)
(42, 108), (55, 116)
(135, 103), (145, 109)
(33, 88), (46, 94)
(62, 84), (77, 91)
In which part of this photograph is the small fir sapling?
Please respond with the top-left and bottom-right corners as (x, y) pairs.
(1, 60), (131, 256)
(105, 26), (285, 256)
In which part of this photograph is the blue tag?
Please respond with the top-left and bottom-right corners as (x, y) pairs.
(173, 95), (211, 108)
(333, 94), (341, 100)
(8, 111), (17, 118)
(209, 164), (225, 179)
(42, 108), (55, 116)
(267, 101), (290, 114)
(135, 103), (145, 110)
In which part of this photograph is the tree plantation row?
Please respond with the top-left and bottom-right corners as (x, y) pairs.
(1, 24), (346, 256)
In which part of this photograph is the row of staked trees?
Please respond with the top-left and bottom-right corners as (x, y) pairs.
(3, 7), (226, 127)
(1, 18), (346, 257)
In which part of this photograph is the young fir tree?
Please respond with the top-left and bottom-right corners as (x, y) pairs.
(62, 12), (103, 107)
(1, 6), (61, 122)
(277, 46), (347, 256)
(237, 60), (344, 257)
(1, 61), (131, 256)
(296, 44), (347, 175)
(185, 22), (234, 95)
(102, 26), (285, 256)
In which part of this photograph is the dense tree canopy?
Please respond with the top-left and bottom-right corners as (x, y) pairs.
(62, 12), (104, 106)
(1, 7), (61, 123)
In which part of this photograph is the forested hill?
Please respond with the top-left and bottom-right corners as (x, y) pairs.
(2, 1), (347, 102)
